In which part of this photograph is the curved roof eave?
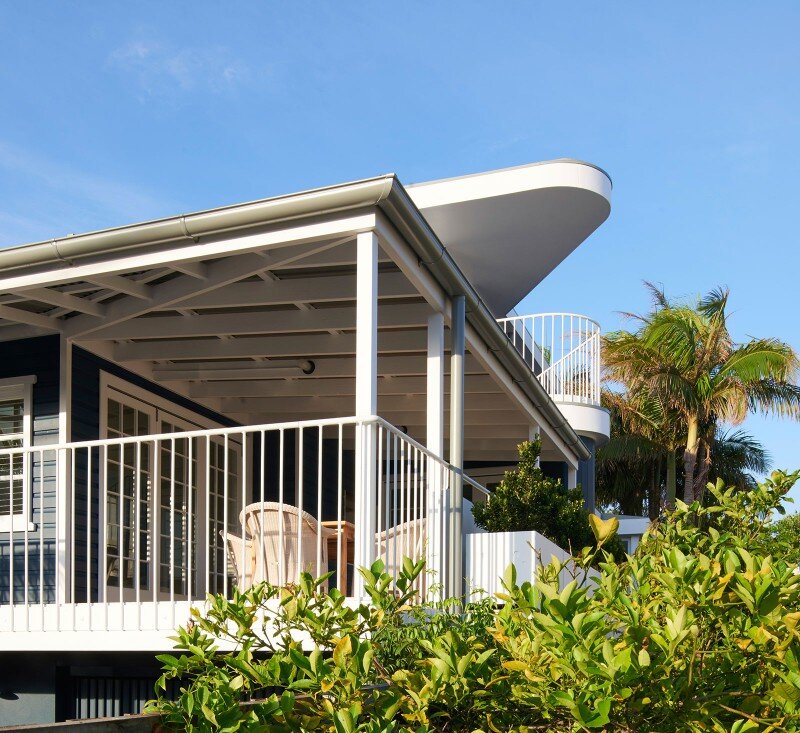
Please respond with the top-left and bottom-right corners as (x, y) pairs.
(407, 159), (612, 316)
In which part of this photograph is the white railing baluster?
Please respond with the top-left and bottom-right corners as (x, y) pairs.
(278, 429), (285, 588)
(0, 415), (490, 638)
(497, 312), (601, 407)
(337, 424), (343, 593)
(316, 427), (323, 580)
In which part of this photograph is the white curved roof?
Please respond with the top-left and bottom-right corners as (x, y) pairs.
(408, 159), (612, 316)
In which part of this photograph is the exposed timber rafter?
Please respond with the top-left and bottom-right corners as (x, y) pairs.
(167, 271), (414, 310)
(65, 237), (353, 339)
(111, 328), (432, 362)
(184, 373), (500, 399)
(9, 287), (106, 317)
(86, 301), (433, 341)
(88, 274), (152, 300)
(0, 305), (62, 332)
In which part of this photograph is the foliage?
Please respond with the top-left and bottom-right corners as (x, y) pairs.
(597, 393), (772, 518)
(148, 472), (800, 733)
(604, 282), (800, 505)
(766, 511), (800, 568)
(471, 439), (624, 559)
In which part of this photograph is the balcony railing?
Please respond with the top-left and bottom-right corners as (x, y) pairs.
(497, 312), (601, 407)
(0, 416), (487, 639)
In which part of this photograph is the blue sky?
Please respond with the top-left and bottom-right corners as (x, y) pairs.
(1, 3), (799, 503)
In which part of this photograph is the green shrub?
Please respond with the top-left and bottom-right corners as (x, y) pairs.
(767, 512), (800, 568)
(148, 471), (800, 732)
(472, 439), (625, 559)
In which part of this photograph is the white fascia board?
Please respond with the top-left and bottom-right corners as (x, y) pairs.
(407, 159), (611, 210)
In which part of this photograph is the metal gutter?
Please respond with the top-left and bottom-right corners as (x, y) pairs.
(0, 175), (397, 271)
(0, 171), (589, 460)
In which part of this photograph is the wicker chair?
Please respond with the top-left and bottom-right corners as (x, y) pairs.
(223, 501), (335, 589)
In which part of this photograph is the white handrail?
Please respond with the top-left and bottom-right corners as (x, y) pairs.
(497, 312), (602, 407)
(0, 414), (488, 637)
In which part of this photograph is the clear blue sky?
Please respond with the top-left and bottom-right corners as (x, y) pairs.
(1, 3), (798, 503)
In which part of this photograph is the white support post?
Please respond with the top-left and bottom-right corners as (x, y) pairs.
(57, 336), (72, 603)
(449, 295), (465, 599)
(353, 231), (378, 598)
(567, 466), (578, 490)
(425, 313), (445, 594)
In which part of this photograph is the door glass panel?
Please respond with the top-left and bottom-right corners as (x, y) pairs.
(106, 398), (151, 590)
(159, 421), (198, 595)
(208, 440), (240, 595)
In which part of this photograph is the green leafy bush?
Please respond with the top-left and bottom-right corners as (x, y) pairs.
(148, 471), (800, 732)
(472, 439), (624, 559)
(767, 512), (800, 568)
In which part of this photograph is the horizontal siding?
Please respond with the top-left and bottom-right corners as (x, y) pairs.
(0, 335), (60, 604)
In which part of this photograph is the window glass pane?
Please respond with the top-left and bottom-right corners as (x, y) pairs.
(0, 398), (24, 437)
(107, 399), (121, 433)
(122, 405), (135, 436)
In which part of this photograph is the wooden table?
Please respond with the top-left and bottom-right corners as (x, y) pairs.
(321, 520), (355, 595)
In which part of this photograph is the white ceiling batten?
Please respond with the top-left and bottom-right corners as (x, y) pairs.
(86, 302), (433, 341)
(64, 236), (353, 340)
(152, 359), (315, 382)
(112, 328), (430, 363)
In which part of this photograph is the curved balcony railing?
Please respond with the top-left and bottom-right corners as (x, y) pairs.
(497, 312), (601, 407)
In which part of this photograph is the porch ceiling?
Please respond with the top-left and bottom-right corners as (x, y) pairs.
(0, 231), (544, 464)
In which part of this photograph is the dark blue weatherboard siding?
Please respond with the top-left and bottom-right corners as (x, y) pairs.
(0, 335), (60, 604)
(253, 428), (356, 523)
(71, 345), (237, 442)
(70, 345), (240, 602)
(577, 436), (596, 514)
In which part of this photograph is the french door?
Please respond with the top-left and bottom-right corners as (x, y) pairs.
(103, 388), (241, 600)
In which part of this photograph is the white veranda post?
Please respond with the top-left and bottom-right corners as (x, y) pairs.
(567, 466), (578, 490)
(426, 312), (446, 593)
(449, 295), (465, 599)
(352, 231), (378, 598)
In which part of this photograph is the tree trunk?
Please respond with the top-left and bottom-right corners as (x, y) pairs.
(682, 417), (700, 504)
(648, 459), (662, 521)
(665, 451), (677, 510)
(694, 439), (713, 504)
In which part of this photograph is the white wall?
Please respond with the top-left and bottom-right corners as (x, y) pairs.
(464, 530), (588, 599)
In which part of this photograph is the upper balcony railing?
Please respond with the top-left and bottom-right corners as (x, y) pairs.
(497, 312), (601, 407)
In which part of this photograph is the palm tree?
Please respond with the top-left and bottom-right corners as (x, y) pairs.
(604, 284), (800, 504)
(598, 397), (772, 516)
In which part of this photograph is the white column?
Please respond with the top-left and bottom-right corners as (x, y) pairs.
(567, 466), (578, 490)
(57, 336), (72, 603)
(353, 231), (378, 598)
(449, 295), (465, 599)
(425, 313), (445, 593)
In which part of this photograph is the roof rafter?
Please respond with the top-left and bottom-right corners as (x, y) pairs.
(85, 301), (433, 341)
(88, 274), (152, 300)
(111, 327), (431, 362)
(65, 237), (353, 340)
(0, 305), (62, 332)
(167, 270), (413, 310)
(10, 287), (106, 317)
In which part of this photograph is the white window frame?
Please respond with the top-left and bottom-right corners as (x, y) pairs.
(0, 375), (36, 533)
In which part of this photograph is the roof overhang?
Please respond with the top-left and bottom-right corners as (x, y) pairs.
(407, 159), (612, 315)
(0, 169), (592, 463)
